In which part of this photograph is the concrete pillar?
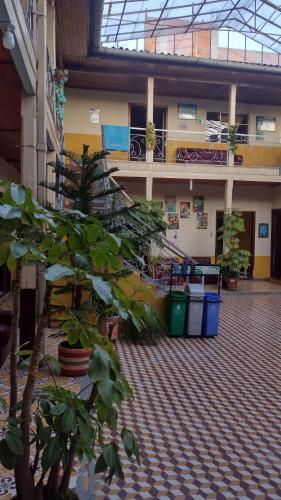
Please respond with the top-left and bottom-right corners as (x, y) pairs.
(146, 77), (154, 163)
(37, 0), (48, 203)
(228, 83), (237, 168)
(21, 92), (37, 196)
(224, 178), (233, 211)
(146, 176), (153, 201)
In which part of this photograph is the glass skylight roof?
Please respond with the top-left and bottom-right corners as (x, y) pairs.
(101, 0), (281, 54)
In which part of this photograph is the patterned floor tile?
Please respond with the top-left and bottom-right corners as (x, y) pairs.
(1, 291), (281, 498)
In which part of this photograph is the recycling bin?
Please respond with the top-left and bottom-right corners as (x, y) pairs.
(202, 292), (221, 337)
(167, 291), (187, 337)
(185, 283), (204, 337)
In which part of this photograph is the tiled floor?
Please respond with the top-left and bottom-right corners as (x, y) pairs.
(1, 291), (281, 498)
(96, 293), (281, 499)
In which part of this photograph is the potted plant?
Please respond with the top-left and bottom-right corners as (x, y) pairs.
(93, 294), (120, 341)
(0, 182), (147, 498)
(218, 209), (251, 291)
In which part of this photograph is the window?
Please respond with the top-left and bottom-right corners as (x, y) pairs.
(206, 112), (248, 143)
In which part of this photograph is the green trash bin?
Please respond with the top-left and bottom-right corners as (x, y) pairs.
(167, 291), (187, 337)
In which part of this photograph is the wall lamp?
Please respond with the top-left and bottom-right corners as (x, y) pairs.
(0, 22), (15, 50)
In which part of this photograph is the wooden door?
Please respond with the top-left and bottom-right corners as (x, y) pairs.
(271, 209), (281, 279)
(216, 211), (255, 278)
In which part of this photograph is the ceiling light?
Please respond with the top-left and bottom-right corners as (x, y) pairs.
(0, 23), (15, 50)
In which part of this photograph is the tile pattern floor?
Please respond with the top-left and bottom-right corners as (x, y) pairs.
(96, 293), (281, 499)
(1, 290), (281, 498)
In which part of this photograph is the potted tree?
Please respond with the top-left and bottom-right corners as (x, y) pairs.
(0, 182), (150, 498)
(218, 209), (251, 291)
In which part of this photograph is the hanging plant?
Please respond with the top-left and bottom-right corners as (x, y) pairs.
(228, 125), (238, 155)
(146, 121), (156, 151)
(53, 69), (68, 123)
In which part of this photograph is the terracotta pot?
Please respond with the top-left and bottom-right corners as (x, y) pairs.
(58, 341), (92, 377)
(225, 278), (239, 291)
(99, 316), (119, 340)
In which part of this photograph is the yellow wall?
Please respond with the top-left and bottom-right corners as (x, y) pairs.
(253, 256), (271, 279)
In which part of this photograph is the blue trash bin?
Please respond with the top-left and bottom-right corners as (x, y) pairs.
(202, 292), (221, 337)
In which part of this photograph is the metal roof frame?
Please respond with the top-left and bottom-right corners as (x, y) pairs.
(99, 0), (281, 54)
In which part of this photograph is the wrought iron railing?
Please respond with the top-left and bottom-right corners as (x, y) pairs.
(128, 127), (281, 167)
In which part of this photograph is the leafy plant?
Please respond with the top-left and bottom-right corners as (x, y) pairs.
(228, 125), (238, 155)
(218, 209), (251, 279)
(146, 122), (156, 151)
(0, 182), (146, 499)
(40, 144), (122, 215)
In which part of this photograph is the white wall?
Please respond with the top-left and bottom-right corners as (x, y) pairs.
(121, 179), (274, 258)
(65, 87), (281, 142)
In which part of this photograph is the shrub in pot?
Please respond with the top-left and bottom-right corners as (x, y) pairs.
(0, 183), (146, 499)
(217, 209), (251, 290)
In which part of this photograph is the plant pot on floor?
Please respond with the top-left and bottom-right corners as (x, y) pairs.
(58, 341), (92, 377)
(225, 278), (239, 291)
(99, 315), (119, 341)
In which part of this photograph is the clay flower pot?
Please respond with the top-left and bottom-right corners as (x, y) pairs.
(58, 341), (92, 377)
(225, 278), (239, 291)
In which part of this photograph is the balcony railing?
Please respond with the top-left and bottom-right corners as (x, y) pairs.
(128, 128), (281, 168)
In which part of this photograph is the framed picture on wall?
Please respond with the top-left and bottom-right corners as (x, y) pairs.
(178, 104), (197, 120)
(167, 213), (179, 230)
(180, 201), (190, 218)
(256, 116), (276, 132)
(258, 223), (269, 238)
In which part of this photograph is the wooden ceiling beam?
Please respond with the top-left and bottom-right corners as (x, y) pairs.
(66, 66), (281, 95)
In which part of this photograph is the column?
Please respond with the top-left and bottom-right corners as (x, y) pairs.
(228, 83), (237, 168)
(21, 92), (37, 196)
(37, 0), (47, 203)
(146, 176), (153, 201)
(146, 77), (154, 163)
(224, 178), (233, 211)
(21, 91), (38, 350)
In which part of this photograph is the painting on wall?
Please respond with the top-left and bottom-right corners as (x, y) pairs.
(167, 213), (179, 229)
(256, 116), (276, 132)
(165, 195), (176, 213)
(178, 104), (197, 120)
(258, 223), (269, 238)
(196, 212), (208, 229)
(180, 201), (191, 218)
(193, 196), (204, 213)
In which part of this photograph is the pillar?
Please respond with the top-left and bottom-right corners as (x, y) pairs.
(20, 91), (38, 350)
(37, 0), (47, 203)
(146, 176), (153, 201)
(21, 92), (37, 196)
(224, 178), (233, 211)
(228, 83), (237, 168)
(146, 77), (154, 163)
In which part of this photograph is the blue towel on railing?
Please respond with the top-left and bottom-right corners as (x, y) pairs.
(102, 125), (129, 152)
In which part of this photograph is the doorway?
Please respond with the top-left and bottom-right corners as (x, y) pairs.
(216, 211), (255, 278)
(129, 105), (167, 161)
(271, 209), (281, 279)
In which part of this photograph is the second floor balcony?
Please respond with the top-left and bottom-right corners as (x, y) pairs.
(109, 127), (281, 170)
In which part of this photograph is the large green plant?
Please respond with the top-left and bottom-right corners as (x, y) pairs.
(0, 182), (148, 499)
(218, 209), (251, 279)
(40, 144), (122, 215)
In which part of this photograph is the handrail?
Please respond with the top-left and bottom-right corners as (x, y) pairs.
(129, 126), (281, 143)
